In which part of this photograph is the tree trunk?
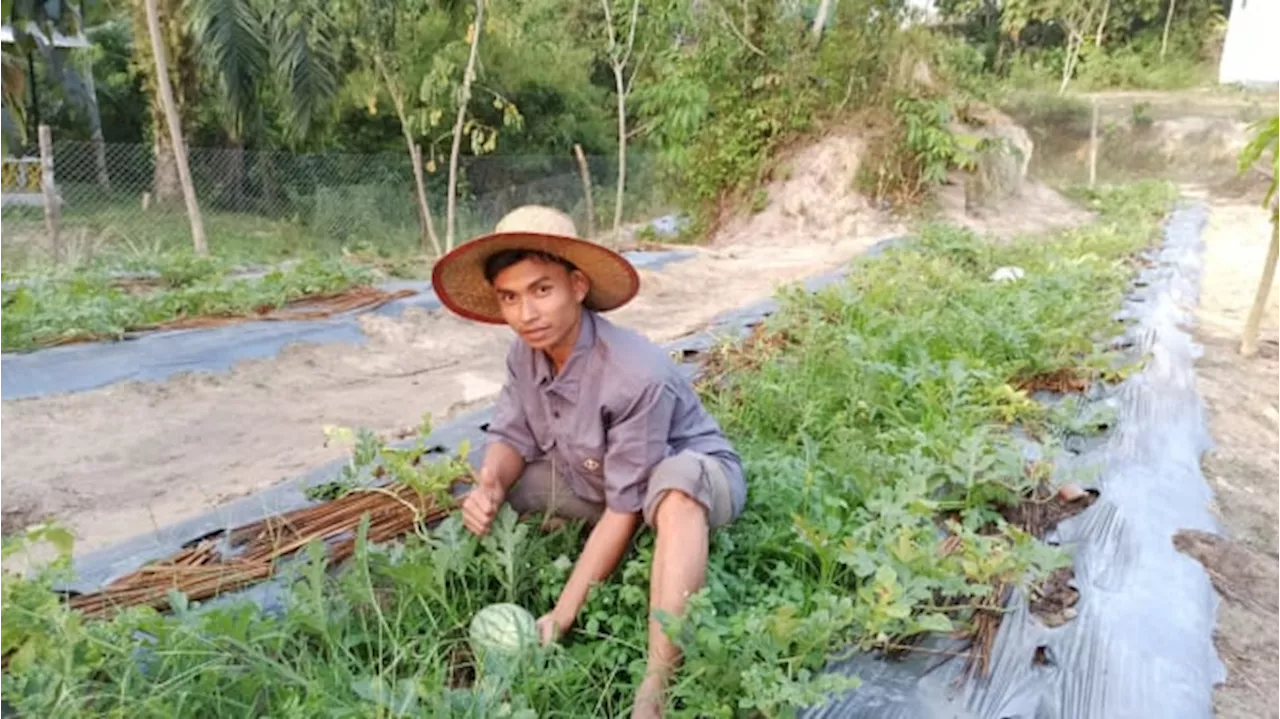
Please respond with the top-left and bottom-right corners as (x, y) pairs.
(409, 141), (443, 256)
(574, 143), (595, 237)
(228, 140), (247, 211)
(152, 128), (181, 203)
(373, 53), (441, 255)
(132, 0), (194, 204)
(1094, 0), (1110, 47)
(1240, 208), (1279, 357)
(77, 52), (112, 188)
(1160, 0), (1176, 60)
(811, 0), (833, 42)
(1059, 33), (1082, 94)
(611, 61), (627, 242)
(446, 0), (485, 251)
(601, 0), (641, 243)
(144, 0), (207, 254)
(260, 149), (280, 210)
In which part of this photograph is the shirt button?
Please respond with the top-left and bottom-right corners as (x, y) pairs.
(553, 411), (560, 419)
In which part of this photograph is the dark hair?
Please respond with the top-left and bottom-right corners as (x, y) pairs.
(482, 248), (578, 284)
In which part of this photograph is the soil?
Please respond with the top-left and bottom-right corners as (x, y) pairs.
(1172, 190), (1279, 719)
(0, 132), (1088, 557)
(1028, 565), (1080, 629)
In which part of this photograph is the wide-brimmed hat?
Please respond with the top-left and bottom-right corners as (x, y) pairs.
(431, 205), (640, 324)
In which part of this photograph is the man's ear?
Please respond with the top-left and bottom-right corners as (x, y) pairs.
(570, 269), (590, 304)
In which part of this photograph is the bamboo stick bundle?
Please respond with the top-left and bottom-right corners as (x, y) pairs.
(65, 481), (461, 620)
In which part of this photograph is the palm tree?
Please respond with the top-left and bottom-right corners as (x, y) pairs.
(1239, 111), (1280, 355)
(129, 0), (339, 206)
(187, 0), (339, 208)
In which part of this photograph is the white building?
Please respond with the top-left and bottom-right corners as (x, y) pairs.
(1218, 0), (1280, 86)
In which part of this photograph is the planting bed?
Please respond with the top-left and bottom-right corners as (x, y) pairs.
(0, 249), (695, 400)
(803, 201), (1222, 718)
(2, 183), (1221, 718)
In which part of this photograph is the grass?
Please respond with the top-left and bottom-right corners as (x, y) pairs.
(0, 181), (1178, 717)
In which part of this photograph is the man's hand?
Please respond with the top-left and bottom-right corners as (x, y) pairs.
(535, 608), (574, 646)
(461, 477), (504, 536)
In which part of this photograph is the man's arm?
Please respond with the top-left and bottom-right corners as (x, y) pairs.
(480, 347), (541, 491)
(548, 508), (641, 627)
(463, 348), (539, 535)
(544, 381), (676, 634)
(477, 440), (527, 494)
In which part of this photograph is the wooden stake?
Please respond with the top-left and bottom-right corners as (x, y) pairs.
(38, 125), (61, 260)
(1089, 99), (1100, 188)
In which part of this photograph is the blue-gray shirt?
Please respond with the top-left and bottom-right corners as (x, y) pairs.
(485, 310), (746, 517)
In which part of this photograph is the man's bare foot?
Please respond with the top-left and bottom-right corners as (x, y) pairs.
(631, 673), (666, 719)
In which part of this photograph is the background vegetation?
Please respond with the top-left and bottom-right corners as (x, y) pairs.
(3, 0), (1231, 255)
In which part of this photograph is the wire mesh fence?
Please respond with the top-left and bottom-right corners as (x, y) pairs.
(4, 94), (1271, 274)
(1, 134), (670, 271)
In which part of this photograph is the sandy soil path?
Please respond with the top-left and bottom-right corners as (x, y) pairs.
(1172, 192), (1279, 719)
(0, 134), (1088, 556)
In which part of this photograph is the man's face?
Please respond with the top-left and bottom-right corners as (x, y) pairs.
(492, 257), (589, 351)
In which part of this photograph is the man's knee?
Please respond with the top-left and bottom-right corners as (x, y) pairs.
(643, 451), (732, 529)
(650, 489), (707, 531)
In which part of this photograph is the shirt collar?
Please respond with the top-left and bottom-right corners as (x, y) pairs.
(533, 310), (597, 398)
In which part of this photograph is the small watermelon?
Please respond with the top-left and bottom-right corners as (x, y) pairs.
(469, 603), (538, 659)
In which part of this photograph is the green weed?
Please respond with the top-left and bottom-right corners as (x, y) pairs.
(0, 182), (1177, 717)
(858, 94), (976, 205)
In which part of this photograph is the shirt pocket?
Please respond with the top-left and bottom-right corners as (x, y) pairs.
(564, 435), (607, 484)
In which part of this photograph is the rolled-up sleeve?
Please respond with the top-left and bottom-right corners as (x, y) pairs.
(486, 352), (541, 461)
(603, 381), (676, 513)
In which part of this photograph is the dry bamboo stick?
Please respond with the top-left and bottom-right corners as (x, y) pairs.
(67, 482), (457, 620)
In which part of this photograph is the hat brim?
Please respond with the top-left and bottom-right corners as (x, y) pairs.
(431, 232), (641, 325)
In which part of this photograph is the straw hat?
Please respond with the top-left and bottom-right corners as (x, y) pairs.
(431, 205), (640, 325)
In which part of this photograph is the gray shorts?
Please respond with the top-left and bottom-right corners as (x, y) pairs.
(507, 450), (736, 529)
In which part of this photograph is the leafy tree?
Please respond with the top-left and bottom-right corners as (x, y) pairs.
(335, 0), (469, 254)
(186, 0), (341, 205)
(597, 0), (644, 241)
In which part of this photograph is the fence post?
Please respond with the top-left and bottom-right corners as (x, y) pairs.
(38, 124), (62, 261)
(1088, 99), (1099, 188)
(574, 144), (595, 238)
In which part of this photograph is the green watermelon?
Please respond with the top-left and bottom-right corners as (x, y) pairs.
(469, 603), (538, 659)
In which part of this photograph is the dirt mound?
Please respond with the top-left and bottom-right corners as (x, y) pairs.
(712, 128), (1086, 246)
(947, 102), (1093, 236)
(712, 135), (885, 247)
